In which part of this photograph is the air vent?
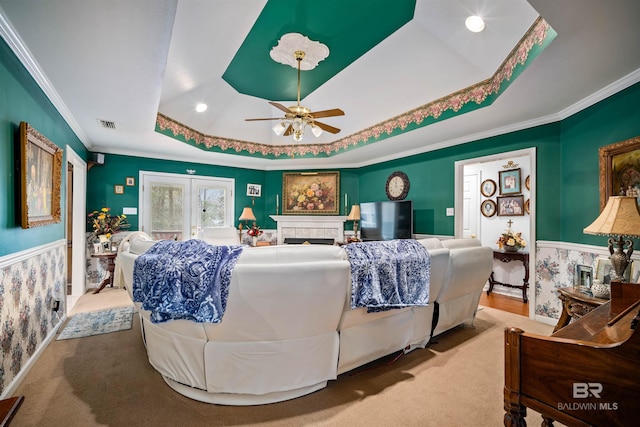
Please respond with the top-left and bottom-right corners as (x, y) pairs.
(97, 119), (117, 129)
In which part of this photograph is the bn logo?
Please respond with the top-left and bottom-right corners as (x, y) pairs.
(573, 382), (602, 398)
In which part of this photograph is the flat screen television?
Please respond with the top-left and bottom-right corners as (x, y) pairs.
(359, 200), (413, 241)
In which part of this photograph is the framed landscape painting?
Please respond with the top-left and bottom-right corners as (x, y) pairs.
(20, 122), (62, 228)
(283, 171), (340, 214)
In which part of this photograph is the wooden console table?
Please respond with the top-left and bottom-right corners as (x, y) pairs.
(90, 252), (117, 294)
(487, 250), (529, 303)
(553, 286), (607, 332)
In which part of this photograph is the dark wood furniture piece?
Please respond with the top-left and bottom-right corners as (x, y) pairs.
(554, 286), (608, 332)
(0, 396), (24, 426)
(504, 282), (640, 427)
(90, 251), (117, 294)
(488, 250), (529, 302)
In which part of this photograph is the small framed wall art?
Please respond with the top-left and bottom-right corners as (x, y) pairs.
(247, 183), (262, 197)
(114, 184), (124, 194)
(126, 177), (135, 186)
(497, 195), (525, 216)
(499, 168), (521, 195)
(480, 179), (496, 197)
(480, 199), (496, 217)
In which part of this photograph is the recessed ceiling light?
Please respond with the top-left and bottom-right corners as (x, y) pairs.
(465, 16), (485, 33)
(195, 103), (208, 113)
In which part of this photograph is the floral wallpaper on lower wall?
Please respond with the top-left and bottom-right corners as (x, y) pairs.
(0, 244), (65, 395)
(534, 243), (601, 322)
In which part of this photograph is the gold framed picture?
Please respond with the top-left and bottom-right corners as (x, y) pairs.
(283, 171), (340, 214)
(598, 135), (640, 209)
(20, 122), (62, 228)
(125, 177), (135, 186)
(114, 185), (124, 194)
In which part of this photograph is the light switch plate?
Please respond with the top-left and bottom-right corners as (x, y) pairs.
(446, 207), (455, 216)
(123, 207), (137, 215)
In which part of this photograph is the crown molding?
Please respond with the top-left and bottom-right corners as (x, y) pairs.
(0, 7), (90, 147)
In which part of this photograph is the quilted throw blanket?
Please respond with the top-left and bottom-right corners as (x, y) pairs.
(344, 239), (430, 312)
(132, 239), (244, 323)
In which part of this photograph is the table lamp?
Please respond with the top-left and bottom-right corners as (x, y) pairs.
(238, 207), (256, 241)
(347, 205), (361, 240)
(583, 196), (640, 282)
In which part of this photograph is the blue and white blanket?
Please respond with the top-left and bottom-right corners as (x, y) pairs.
(132, 239), (244, 323)
(344, 239), (430, 312)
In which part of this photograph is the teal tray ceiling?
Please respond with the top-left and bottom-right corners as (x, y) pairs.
(222, 0), (416, 101)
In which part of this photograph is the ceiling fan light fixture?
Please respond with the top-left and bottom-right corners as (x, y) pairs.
(272, 122), (287, 136)
(465, 16), (485, 33)
(293, 130), (304, 142)
(311, 124), (323, 138)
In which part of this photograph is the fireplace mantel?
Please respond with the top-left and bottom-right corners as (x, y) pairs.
(270, 215), (347, 245)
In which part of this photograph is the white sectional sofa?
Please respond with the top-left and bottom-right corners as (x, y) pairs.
(116, 235), (493, 405)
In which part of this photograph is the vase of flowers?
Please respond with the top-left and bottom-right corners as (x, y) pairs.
(497, 229), (526, 252)
(247, 223), (262, 246)
(88, 207), (130, 249)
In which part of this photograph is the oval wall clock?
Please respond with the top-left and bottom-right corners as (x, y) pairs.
(386, 171), (410, 200)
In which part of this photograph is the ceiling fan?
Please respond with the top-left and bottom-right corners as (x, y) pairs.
(245, 50), (344, 141)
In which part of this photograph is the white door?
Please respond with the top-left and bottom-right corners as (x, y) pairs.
(463, 172), (479, 238)
(140, 172), (234, 240)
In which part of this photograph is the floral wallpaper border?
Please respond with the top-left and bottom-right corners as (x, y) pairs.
(0, 242), (65, 396)
(157, 18), (554, 159)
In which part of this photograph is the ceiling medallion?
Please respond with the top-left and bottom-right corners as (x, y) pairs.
(270, 33), (329, 70)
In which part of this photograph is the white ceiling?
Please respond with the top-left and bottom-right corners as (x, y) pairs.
(1, 0), (639, 171)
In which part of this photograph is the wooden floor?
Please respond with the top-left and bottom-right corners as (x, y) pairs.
(479, 291), (528, 316)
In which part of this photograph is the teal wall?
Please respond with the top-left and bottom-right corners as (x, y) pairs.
(561, 83), (640, 245)
(359, 123), (562, 239)
(88, 155), (360, 232)
(0, 37), (88, 256)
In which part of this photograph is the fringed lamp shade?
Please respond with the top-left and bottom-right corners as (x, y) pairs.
(584, 196), (640, 282)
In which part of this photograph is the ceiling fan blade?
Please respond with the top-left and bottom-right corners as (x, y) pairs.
(314, 120), (341, 134)
(269, 102), (292, 114)
(283, 124), (294, 136)
(311, 108), (345, 119)
(245, 117), (283, 121)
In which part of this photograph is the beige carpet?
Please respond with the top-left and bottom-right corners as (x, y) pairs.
(12, 305), (558, 426)
(68, 287), (133, 316)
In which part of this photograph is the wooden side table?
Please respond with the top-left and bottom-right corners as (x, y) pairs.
(90, 251), (117, 294)
(487, 250), (529, 303)
(553, 286), (607, 332)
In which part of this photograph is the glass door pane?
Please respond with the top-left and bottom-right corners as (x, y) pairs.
(142, 175), (189, 240)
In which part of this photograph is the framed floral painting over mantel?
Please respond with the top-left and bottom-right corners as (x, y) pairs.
(283, 171), (340, 215)
(20, 122), (62, 228)
(599, 135), (640, 209)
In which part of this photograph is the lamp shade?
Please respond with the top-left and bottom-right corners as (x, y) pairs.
(346, 205), (361, 221)
(238, 207), (256, 221)
(583, 196), (640, 237)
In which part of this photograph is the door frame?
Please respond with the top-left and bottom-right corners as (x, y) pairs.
(65, 146), (87, 305)
(138, 171), (235, 239)
(454, 147), (536, 318)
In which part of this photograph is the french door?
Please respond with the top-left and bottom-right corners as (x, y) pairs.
(139, 172), (234, 240)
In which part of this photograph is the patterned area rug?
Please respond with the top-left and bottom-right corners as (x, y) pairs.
(57, 306), (134, 340)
